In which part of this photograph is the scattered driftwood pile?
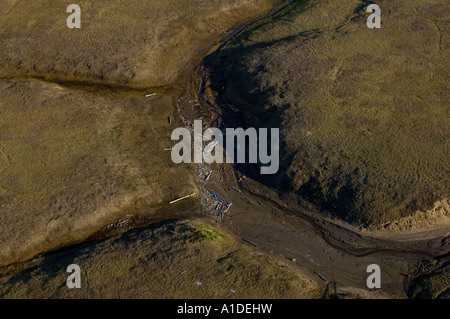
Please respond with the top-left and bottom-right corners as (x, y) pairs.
(206, 187), (232, 220)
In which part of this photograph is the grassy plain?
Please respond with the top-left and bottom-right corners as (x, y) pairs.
(0, 0), (283, 87)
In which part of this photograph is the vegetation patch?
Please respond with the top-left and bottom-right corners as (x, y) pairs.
(193, 224), (224, 242)
(409, 264), (450, 299)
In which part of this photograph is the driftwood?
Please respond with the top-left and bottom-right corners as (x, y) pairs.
(242, 239), (258, 247)
(206, 187), (232, 220)
(314, 272), (327, 281)
(224, 203), (232, 213)
(228, 185), (242, 193)
(168, 192), (195, 204)
(206, 187), (226, 203)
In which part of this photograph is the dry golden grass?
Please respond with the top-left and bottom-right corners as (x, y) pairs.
(0, 79), (195, 267)
(0, 0), (284, 87)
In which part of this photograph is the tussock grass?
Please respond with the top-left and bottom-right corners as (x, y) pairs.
(409, 264), (450, 299)
(210, 0), (450, 226)
(0, 219), (320, 299)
